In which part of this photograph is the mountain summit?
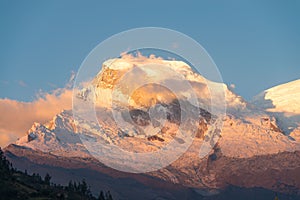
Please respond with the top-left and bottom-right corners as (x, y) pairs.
(5, 57), (300, 198)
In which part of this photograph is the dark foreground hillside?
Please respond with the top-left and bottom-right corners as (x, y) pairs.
(0, 147), (113, 200)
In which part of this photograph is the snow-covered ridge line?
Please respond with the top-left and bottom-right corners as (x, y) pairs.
(252, 79), (300, 115)
(251, 79), (300, 135)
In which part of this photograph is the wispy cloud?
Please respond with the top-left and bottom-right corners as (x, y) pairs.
(0, 133), (12, 147)
(230, 83), (236, 89)
(1, 80), (9, 85)
(47, 82), (57, 88)
(171, 42), (179, 49)
(18, 80), (27, 87)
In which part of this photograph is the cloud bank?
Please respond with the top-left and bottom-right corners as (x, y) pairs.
(0, 88), (72, 147)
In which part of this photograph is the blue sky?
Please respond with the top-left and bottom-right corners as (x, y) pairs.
(1, 0), (300, 101)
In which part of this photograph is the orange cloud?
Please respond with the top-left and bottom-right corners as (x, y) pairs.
(0, 133), (12, 147)
(0, 88), (72, 147)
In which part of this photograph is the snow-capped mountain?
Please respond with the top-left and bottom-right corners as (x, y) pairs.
(15, 110), (90, 157)
(5, 57), (300, 198)
(17, 57), (300, 157)
(252, 79), (300, 140)
(252, 79), (300, 115)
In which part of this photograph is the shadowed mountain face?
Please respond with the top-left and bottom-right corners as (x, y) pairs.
(4, 58), (300, 199)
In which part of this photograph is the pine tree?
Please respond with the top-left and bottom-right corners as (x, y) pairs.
(98, 191), (105, 200)
(0, 147), (10, 172)
(44, 173), (51, 185)
(80, 179), (88, 195)
(73, 181), (78, 192)
(68, 180), (74, 192)
(0, 148), (114, 199)
(106, 191), (113, 200)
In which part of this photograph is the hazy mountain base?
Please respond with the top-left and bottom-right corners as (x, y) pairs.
(4, 144), (300, 200)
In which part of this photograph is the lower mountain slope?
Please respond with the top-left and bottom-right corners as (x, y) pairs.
(4, 144), (300, 200)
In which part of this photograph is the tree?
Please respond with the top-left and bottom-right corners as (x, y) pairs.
(106, 191), (113, 200)
(0, 147), (111, 200)
(68, 180), (74, 192)
(98, 191), (105, 200)
(80, 179), (88, 195)
(0, 147), (10, 172)
(44, 173), (52, 185)
(32, 173), (43, 183)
